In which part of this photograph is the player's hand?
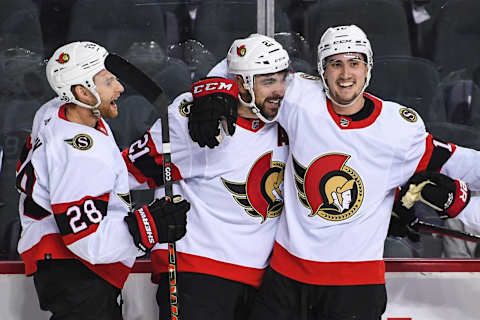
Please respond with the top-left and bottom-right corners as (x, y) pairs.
(388, 201), (420, 242)
(188, 77), (238, 148)
(147, 195), (189, 243)
(125, 195), (190, 251)
(398, 171), (470, 218)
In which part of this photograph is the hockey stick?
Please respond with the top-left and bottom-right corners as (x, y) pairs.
(105, 53), (180, 320)
(413, 219), (480, 243)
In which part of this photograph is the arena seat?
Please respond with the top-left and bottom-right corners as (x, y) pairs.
(431, 0), (480, 78)
(193, 1), (291, 61)
(67, 0), (167, 55)
(0, 0), (43, 53)
(306, 0), (411, 57)
(369, 55), (445, 123)
(425, 121), (480, 150)
(168, 39), (217, 81)
(274, 32), (315, 73)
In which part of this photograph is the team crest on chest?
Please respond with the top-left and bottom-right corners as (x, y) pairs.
(293, 153), (364, 221)
(222, 151), (285, 223)
(65, 134), (93, 151)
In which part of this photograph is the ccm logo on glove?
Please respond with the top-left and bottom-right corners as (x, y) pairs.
(191, 78), (239, 98)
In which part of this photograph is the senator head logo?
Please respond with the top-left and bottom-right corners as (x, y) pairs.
(222, 151), (284, 223)
(293, 153), (364, 221)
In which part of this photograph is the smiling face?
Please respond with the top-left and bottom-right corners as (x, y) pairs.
(323, 53), (368, 111)
(251, 71), (288, 120)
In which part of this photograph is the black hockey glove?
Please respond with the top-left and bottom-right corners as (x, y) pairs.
(388, 201), (420, 242)
(125, 195), (190, 252)
(398, 171), (470, 219)
(188, 77), (239, 148)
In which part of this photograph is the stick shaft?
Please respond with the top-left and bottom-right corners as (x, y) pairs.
(105, 54), (180, 319)
(414, 220), (480, 243)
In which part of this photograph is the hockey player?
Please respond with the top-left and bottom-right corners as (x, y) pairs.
(190, 26), (480, 319)
(122, 34), (290, 320)
(16, 41), (190, 320)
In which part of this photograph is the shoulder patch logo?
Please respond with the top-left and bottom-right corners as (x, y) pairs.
(293, 153), (364, 221)
(179, 98), (193, 117)
(65, 134), (93, 150)
(399, 107), (418, 122)
(299, 73), (321, 81)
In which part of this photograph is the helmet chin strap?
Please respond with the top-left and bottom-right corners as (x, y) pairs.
(238, 87), (277, 124)
(72, 86), (102, 118)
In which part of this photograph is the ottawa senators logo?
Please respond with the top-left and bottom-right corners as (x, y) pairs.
(237, 45), (247, 57)
(64, 134), (93, 151)
(293, 153), (364, 221)
(399, 107), (417, 122)
(299, 73), (321, 81)
(222, 152), (284, 223)
(56, 52), (70, 64)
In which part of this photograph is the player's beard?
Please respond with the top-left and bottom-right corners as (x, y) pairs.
(258, 95), (283, 120)
(97, 100), (119, 119)
(330, 83), (361, 106)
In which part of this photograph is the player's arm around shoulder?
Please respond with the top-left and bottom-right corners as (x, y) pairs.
(122, 92), (196, 190)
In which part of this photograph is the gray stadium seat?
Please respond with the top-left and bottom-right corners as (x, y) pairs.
(432, 0), (480, 78)
(0, 47), (50, 101)
(192, 1), (291, 61)
(306, 0), (412, 57)
(67, 0), (167, 55)
(152, 58), (192, 103)
(123, 42), (191, 102)
(369, 55), (445, 123)
(168, 39), (217, 81)
(274, 32), (315, 73)
(425, 121), (480, 150)
(0, 0), (43, 53)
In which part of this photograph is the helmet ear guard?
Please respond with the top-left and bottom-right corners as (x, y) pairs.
(46, 41), (108, 111)
(317, 25), (373, 107)
(226, 34), (290, 123)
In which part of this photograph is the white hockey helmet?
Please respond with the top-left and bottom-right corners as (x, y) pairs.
(317, 25), (373, 107)
(46, 41), (108, 111)
(227, 34), (290, 123)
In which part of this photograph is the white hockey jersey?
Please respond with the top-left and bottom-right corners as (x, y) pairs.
(269, 73), (480, 286)
(16, 102), (139, 289)
(123, 92), (289, 287)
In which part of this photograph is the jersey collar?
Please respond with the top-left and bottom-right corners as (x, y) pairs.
(58, 104), (109, 136)
(236, 117), (265, 132)
(326, 92), (382, 129)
